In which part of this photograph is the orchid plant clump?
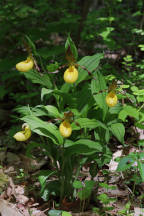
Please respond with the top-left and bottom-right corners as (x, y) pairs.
(14, 35), (143, 208)
(15, 36), (118, 140)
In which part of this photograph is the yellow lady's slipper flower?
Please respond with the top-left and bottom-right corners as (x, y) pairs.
(64, 65), (78, 84)
(59, 120), (72, 138)
(16, 57), (34, 72)
(106, 91), (118, 107)
(13, 123), (31, 141)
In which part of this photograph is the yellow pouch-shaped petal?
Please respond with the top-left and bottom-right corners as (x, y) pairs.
(106, 91), (118, 107)
(13, 124), (31, 141)
(23, 127), (31, 140)
(16, 57), (34, 72)
(13, 131), (27, 141)
(59, 120), (72, 138)
(64, 66), (78, 84)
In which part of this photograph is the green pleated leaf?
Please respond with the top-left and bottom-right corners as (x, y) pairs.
(118, 105), (139, 121)
(64, 144), (97, 156)
(110, 123), (125, 144)
(41, 87), (77, 108)
(14, 106), (31, 116)
(71, 118), (99, 130)
(23, 70), (52, 88)
(75, 139), (102, 151)
(43, 105), (62, 118)
(105, 129), (110, 143)
(64, 139), (102, 157)
(41, 88), (53, 100)
(21, 115), (63, 145)
(109, 104), (123, 114)
(91, 71), (108, 119)
(77, 53), (104, 85)
(14, 105), (46, 117)
(74, 82), (92, 113)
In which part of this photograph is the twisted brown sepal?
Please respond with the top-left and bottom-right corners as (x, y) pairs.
(22, 38), (32, 57)
(108, 80), (117, 92)
(65, 46), (76, 65)
(64, 111), (74, 122)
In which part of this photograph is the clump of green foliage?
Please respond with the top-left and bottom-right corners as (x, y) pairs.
(0, 0), (144, 213)
(13, 35), (144, 210)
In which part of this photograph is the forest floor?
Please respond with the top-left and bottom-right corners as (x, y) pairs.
(0, 129), (144, 216)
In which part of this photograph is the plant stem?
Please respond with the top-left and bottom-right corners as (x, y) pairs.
(60, 139), (65, 203)
(138, 103), (144, 112)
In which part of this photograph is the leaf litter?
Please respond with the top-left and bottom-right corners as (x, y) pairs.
(0, 143), (144, 215)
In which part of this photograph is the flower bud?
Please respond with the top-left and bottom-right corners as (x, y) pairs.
(64, 66), (78, 84)
(106, 91), (118, 107)
(16, 57), (34, 72)
(59, 120), (72, 138)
